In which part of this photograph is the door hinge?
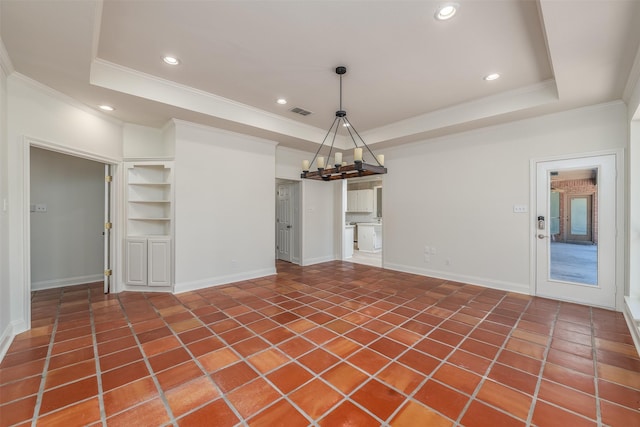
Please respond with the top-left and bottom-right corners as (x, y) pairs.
(105, 175), (113, 183)
(104, 269), (112, 276)
(105, 222), (112, 230)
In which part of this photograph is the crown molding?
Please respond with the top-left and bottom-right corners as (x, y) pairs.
(171, 118), (279, 147)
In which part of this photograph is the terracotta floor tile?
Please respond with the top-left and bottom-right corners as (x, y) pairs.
(95, 326), (131, 343)
(505, 337), (546, 360)
(177, 398), (239, 427)
(476, 380), (532, 420)
(598, 362), (640, 389)
(140, 335), (181, 357)
(414, 338), (454, 360)
(227, 378), (281, 419)
(289, 378), (342, 419)
(47, 346), (95, 371)
(0, 375), (41, 404)
(351, 379), (406, 421)
(0, 358), (45, 386)
(488, 363), (538, 395)
(318, 400), (379, 427)
(0, 395), (37, 426)
(177, 326), (213, 344)
(211, 361), (259, 393)
(496, 349), (542, 376)
(101, 359), (149, 392)
(303, 327), (339, 345)
(414, 380), (469, 420)
(459, 338), (500, 360)
(149, 346), (191, 373)
(432, 363), (481, 395)
(324, 336), (361, 358)
(156, 360), (204, 392)
(532, 400), (596, 427)
(385, 327), (422, 346)
(198, 347), (240, 373)
(345, 328), (379, 346)
(543, 362), (595, 395)
(40, 376), (98, 415)
(35, 397), (101, 427)
(511, 328), (550, 346)
(106, 397), (170, 427)
(377, 362), (425, 394)
(598, 379), (640, 410)
(322, 362), (370, 394)
(461, 400), (525, 427)
(99, 346), (143, 372)
(398, 350), (440, 375)
(538, 379), (597, 420)
(261, 326), (296, 345)
(298, 348), (340, 374)
(96, 335), (137, 357)
(248, 398), (309, 427)
(600, 400), (640, 427)
(369, 337), (407, 359)
(390, 400), (453, 427)
(348, 348), (390, 375)
(233, 336), (271, 358)
(165, 376), (220, 417)
(248, 348), (289, 374)
(1, 346), (49, 369)
(103, 376), (159, 417)
(547, 348), (596, 375)
(44, 359), (96, 389)
(428, 329), (465, 347)
(267, 362), (314, 394)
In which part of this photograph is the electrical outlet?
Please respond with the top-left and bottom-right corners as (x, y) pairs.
(35, 204), (47, 212)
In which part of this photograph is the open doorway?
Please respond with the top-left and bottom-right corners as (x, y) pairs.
(344, 178), (383, 268)
(30, 147), (108, 292)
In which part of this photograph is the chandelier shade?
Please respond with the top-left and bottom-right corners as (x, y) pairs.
(301, 66), (387, 181)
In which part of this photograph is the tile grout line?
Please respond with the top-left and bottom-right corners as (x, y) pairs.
(113, 294), (179, 426)
(590, 306), (603, 427)
(524, 301), (559, 426)
(88, 286), (107, 426)
(29, 288), (63, 427)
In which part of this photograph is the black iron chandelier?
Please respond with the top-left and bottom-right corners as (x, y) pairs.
(301, 66), (387, 181)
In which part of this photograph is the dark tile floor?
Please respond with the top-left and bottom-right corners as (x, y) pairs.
(1, 261), (639, 426)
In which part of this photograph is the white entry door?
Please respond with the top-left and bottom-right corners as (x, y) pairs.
(535, 154), (617, 308)
(276, 184), (293, 262)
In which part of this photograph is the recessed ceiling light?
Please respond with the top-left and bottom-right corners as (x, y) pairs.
(163, 56), (180, 65)
(99, 105), (114, 111)
(435, 3), (458, 20)
(276, 98), (287, 105)
(484, 73), (501, 81)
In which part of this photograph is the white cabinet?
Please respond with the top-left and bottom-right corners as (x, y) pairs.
(125, 237), (171, 287)
(346, 189), (374, 212)
(125, 162), (173, 287)
(344, 226), (355, 259)
(357, 223), (382, 253)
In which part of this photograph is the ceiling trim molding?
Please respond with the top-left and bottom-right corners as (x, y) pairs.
(361, 79), (559, 145)
(9, 72), (123, 126)
(90, 58), (327, 145)
(623, 40), (640, 121)
(170, 118), (280, 148)
(0, 38), (14, 76)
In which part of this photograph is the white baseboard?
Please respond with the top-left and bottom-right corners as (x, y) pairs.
(31, 274), (103, 291)
(0, 321), (15, 363)
(174, 267), (277, 294)
(383, 262), (530, 295)
(302, 255), (335, 266)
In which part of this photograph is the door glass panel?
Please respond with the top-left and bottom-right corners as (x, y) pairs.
(570, 198), (588, 235)
(548, 169), (598, 286)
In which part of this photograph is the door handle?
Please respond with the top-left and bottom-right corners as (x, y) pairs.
(537, 234), (548, 239)
(286, 225), (292, 229)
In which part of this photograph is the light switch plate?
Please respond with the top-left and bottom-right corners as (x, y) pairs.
(513, 204), (528, 213)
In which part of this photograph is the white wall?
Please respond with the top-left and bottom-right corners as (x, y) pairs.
(0, 38), (11, 360)
(276, 146), (340, 265)
(629, 120), (640, 297)
(173, 121), (277, 292)
(30, 147), (104, 289)
(384, 101), (627, 295)
(123, 123), (167, 159)
(6, 75), (123, 336)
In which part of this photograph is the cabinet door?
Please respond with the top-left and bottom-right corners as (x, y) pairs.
(148, 237), (171, 287)
(347, 191), (358, 212)
(125, 238), (147, 285)
(358, 189), (374, 212)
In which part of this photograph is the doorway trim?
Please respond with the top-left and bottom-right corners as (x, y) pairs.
(20, 136), (120, 332)
(529, 149), (625, 310)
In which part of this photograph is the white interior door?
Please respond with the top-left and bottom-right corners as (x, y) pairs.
(535, 155), (617, 308)
(104, 164), (112, 293)
(276, 184), (292, 262)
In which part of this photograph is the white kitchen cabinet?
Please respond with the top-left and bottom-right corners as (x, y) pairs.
(357, 223), (382, 253)
(344, 226), (355, 258)
(125, 161), (173, 288)
(346, 189), (374, 212)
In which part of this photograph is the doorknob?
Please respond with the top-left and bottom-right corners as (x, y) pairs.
(287, 225), (292, 229)
(537, 234), (548, 239)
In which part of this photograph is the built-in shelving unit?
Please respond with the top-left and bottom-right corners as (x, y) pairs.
(125, 161), (173, 287)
